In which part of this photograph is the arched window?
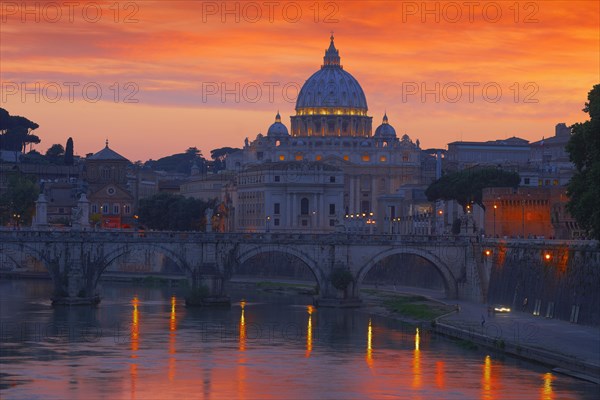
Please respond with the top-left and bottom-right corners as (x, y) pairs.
(300, 198), (309, 215)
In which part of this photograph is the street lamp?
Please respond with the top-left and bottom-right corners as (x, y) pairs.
(265, 215), (271, 232)
(493, 204), (497, 238)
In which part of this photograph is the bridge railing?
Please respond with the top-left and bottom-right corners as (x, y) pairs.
(1, 228), (596, 247)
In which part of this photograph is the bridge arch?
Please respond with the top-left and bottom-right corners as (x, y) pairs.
(355, 247), (458, 299)
(235, 245), (324, 290)
(0, 242), (51, 274)
(100, 243), (192, 283)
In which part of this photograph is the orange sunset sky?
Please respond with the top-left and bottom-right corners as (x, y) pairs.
(1, 0), (599, 161)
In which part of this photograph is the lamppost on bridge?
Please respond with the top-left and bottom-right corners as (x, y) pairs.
(12, 213), (21, 230)
(265, 215), (271, 233)
(493, 204), (497, 238)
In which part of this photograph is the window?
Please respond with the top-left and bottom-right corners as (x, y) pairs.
(113, 204), (120, 214)
(274, 203), (280, 214)
(380, 155), (387, 162)
(329, 176), (336, 183)
(343, 155), (349, 161)
(274, 175), (280, 182)
(402, 155), (409, 162)
(315, 155), (322, 161)
(124, 204), (131, 214)
(361, 201), (370, 214)
(101, 168), (110, 180)
(362, 154), (370, 162)
(279, 155), (285, 161)
(274, 218), (280, 226)
(524, 178), (530, 185)
(91, 204), (98, 214)
(553, 179), (558, 186)
(329, 219), (335, 227)
(295, 153), (303, 161)
(102, 204), (109, 214)
(58, 207), (65, 214)
(329, 204), (335, 215)
(302, 219), (308, 226)
(300, 198), (309, 215)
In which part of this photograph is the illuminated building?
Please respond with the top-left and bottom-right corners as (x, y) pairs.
(227, 35), (432, 232)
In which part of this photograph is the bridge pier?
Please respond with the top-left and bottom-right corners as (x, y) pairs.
(314, 268), (362, 308)
(185, 265), (230, 307)
(49, 251), (102, 306)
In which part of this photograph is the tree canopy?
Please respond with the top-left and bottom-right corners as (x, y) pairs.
(0, 108), (40, 152)
(144, 147), (206, 174)
(138, 192), (214, 231)
(0, 172), (40, 226)
(210, 146), (240, 171)
(425, 167), (520, 211)
(566, 84), (600, 240)
(64, 137), (74, 165)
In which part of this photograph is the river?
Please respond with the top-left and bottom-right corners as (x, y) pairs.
(0, 280), (597, 399)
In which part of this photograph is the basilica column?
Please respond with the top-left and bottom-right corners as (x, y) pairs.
(354, 176), (361, 213)
(349, 178), (355, 214)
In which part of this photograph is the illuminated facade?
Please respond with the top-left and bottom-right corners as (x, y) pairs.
(227, 36), (433, 232)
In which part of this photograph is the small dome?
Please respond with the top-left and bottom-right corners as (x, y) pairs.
(267, 112), (289, 137)
(374, 113), (397, 139)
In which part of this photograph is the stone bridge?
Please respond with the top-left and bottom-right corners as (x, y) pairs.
(1, 230), (595, 308)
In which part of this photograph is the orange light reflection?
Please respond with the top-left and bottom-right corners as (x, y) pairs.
(483, 355), (492, 399)
(412, 328), (421, 389)
(541, 372), (554, 400)
(306, 305), (313, 357)
(130, 296), (139, 400)
(168, 296), (177, 383)
(366, 319), (373, 368)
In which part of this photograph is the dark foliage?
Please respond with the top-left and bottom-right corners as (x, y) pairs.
(566, 84), (600, 240)
(425, 167), (520, 211)
(138, 192), (214, 231)
(0, 108), (40, 152)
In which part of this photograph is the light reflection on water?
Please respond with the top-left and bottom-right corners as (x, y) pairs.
(0, 280), (596, 399)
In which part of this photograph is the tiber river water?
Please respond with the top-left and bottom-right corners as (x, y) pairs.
(0, 280), (597, 399)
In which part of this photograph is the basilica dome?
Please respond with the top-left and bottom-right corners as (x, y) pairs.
(295, 39), (368, 111)
(291, 35), (372, 138)
(374, 113), (397, 139)
(267, 112), (289, 137)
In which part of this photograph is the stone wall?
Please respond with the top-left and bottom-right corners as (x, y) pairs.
(487, 245), (600, 326)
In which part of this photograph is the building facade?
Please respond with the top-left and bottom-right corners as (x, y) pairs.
(226, 36), (434, 232)
(84, 142), (135, 228)
(234, 162), (344, 232)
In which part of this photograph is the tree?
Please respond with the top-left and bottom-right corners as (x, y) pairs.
(0, 108), (41, 152)
(425, 167), (520, 211)
(0, 173), (40, 226)
(330, 268), (354, 298)
(138, 192), (212, 231)
(566, 84), (600, 240)
(144, 148), (206, 174)
(45, 144), (65, 164)
(64, 137), (74, 165)
(210, 146), (240, 171)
